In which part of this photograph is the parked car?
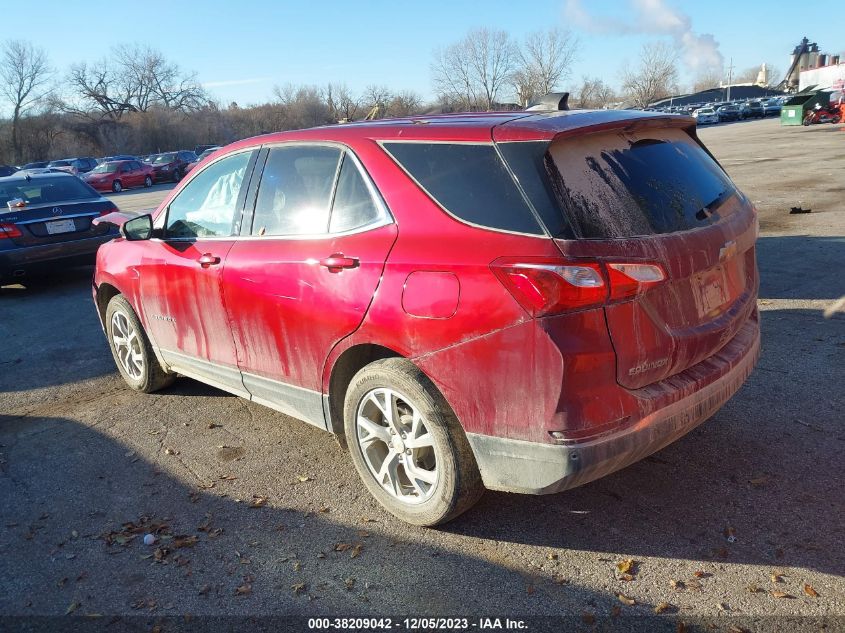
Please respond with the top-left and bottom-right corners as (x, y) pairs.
(82, 160), (155, 193)
(93, 109), (760, 526)
(194, 144), (218, 156)
(21, 161), (49, 170)
(0, 172), (119, 283)
(184, 147), (220, 174)
(740, 101), (764, 119)
(716, 104), (741, 122)
(98, 155), (138, 164)
(693, 107), (719, 125)
(761, 99), (782, 116)
(47, 157), (98, 176)
(148, 151), (197, 182)
(0, 165), (18, 177)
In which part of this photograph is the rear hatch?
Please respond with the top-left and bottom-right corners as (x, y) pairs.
(498, 118), (758, 389)
(0, 176), (116, 246)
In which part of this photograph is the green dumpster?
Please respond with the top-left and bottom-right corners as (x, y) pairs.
(781, 105), (804, 125)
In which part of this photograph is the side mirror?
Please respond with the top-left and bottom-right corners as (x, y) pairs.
(121, 214), (154, 241)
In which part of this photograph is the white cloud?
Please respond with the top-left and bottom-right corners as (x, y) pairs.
(564, 0), (724, 74)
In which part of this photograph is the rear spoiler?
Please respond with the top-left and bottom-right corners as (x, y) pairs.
(493, 111), (697, 143)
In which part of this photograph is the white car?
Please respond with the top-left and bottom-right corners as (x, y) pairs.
(693, 107), (719, 125)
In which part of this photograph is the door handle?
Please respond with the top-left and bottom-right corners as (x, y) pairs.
(197, 253), (221, 268)
(319, 253), (359, 272)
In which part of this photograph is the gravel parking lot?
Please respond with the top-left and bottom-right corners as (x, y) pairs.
(1, 118), (843, 631)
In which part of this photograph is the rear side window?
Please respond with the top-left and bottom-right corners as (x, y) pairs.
(545, 128), (736, 238)
(382, 142), (544, 236)
(0, 177), (98, 207)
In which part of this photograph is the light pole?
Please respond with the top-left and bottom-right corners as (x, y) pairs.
(726, 57), (735, 102)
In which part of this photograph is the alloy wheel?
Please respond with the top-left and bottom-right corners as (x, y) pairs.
(355, 388), (438, 504)
(110, 310), (144, 380)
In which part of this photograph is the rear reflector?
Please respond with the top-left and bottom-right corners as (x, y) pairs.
(492, 258), (667, 317)
(0, 223), (22, 239)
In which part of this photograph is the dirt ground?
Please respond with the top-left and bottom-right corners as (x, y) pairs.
(1, 117), (843, 632)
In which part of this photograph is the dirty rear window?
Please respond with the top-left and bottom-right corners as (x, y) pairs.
(543, 128), (736, 238)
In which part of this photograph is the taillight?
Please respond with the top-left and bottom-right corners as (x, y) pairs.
(606, 263), (666, 301)
(0, 223), (22, 239)
(491, 258), (667, 317)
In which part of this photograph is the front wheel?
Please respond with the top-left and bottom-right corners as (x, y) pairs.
(144, 175), (153, 187)
(111, 180), (122, 193)
(105, 295), (175, 393)
(344, 358), (484, 526)
(172, 169), (182, 183)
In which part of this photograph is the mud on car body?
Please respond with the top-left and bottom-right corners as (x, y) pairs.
(92, 106), (760, 525)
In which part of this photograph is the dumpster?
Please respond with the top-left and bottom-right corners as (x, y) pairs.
(781, 105), (805, 125)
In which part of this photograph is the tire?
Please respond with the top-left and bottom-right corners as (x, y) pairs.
(172, 169), (182, 183)
(144, 175), (153, 187)
(343, 358), (484, 526)
(111, 180), (122, 193)
(803, 116), (813, 126)
(105, 295), (175, 393)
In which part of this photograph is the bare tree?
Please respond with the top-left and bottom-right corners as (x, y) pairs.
(0, 40), (52, 163)
(574, 76), (615, 109)
(512, 28), (579, 107)
(65, 46), (208, 121)
(325, 83), (360, 122)
(387, 90), (423, 117)
(621, 42), (679, 108)
(692, 68), (722, 92)
(432, 28), (515, 110)
(362, 84), (392, 118)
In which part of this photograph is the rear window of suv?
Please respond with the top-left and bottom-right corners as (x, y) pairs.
(502, 127), (736, 239)
(381, 142), (544, 236)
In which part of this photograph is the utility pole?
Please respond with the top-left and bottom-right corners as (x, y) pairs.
(726, 57), (735, 102)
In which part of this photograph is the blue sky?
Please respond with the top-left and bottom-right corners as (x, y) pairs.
(6, 0), (844, 105)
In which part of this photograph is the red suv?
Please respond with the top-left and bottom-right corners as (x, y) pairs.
(93, 109), (760, 526)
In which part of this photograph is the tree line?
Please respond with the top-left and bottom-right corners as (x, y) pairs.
(1, 30), (756, 166)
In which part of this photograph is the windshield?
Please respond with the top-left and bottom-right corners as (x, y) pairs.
(91, 162), (120, 174)
(153, 153), (177, 164)
(0, 176), (99, 207)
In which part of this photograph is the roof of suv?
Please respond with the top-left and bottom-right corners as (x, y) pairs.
(232, 109), (695, 149)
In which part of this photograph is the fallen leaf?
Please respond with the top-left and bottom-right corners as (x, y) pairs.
(291, 582), (307, 595)
(171, 535), (198, 549)
(746, 584), (762, 593)
(803, 584), (819, 598)
(686, 579), (702, 590)
(344, 577), (355, 590)
(619, 573), (634, 582)
(717, 602), (729, 611)
(316, 552), (326, 559)
(771, 573), (784, 583)
(296, 475), (311, 483)
(771, 591), (794, 599)
(318, 506), (330, 513)
(198, 482), (215, 490)
(670, 579), (685, 590)
(356, 530), (370, 538)
(616, 559), (634, 574)
(654, 601), (671, 614)
(249, 496), (268, 509)
(334, 542), (351, 552)
(526, 584), (535, 595)
(293, 561), (302, 572)
(617, 593), (636, 606)
(748, 475), (769, 486)
(693, 570), (708, 578)
(235, 583), (252, 596)
(350, 543), (364, 559)
(65, 601), (81, 615)
(547, 553), (558, 561)
(581, 612), (595, 625)
(164, 448), (178, 455)
(219, 474), (237, 481)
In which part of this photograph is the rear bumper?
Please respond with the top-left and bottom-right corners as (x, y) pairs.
(466, 314), (761, 495)
(0, 235), (113, 279)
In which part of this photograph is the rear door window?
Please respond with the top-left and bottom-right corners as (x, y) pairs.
(328, 154), (383, 233)
(544, 128), (736, 238)
(382, 142), (544, 236)
(250, 145), (342, 236)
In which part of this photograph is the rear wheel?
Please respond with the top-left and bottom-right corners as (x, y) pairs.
(343, 358), (484, 526)
(144, 175), (153, 187)
(111, 180), (122, 193)
(105, 295), (175, 393)
(172, 169), (182, 183)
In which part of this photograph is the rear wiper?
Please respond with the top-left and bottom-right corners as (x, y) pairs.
(695, 189), (733, 221)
